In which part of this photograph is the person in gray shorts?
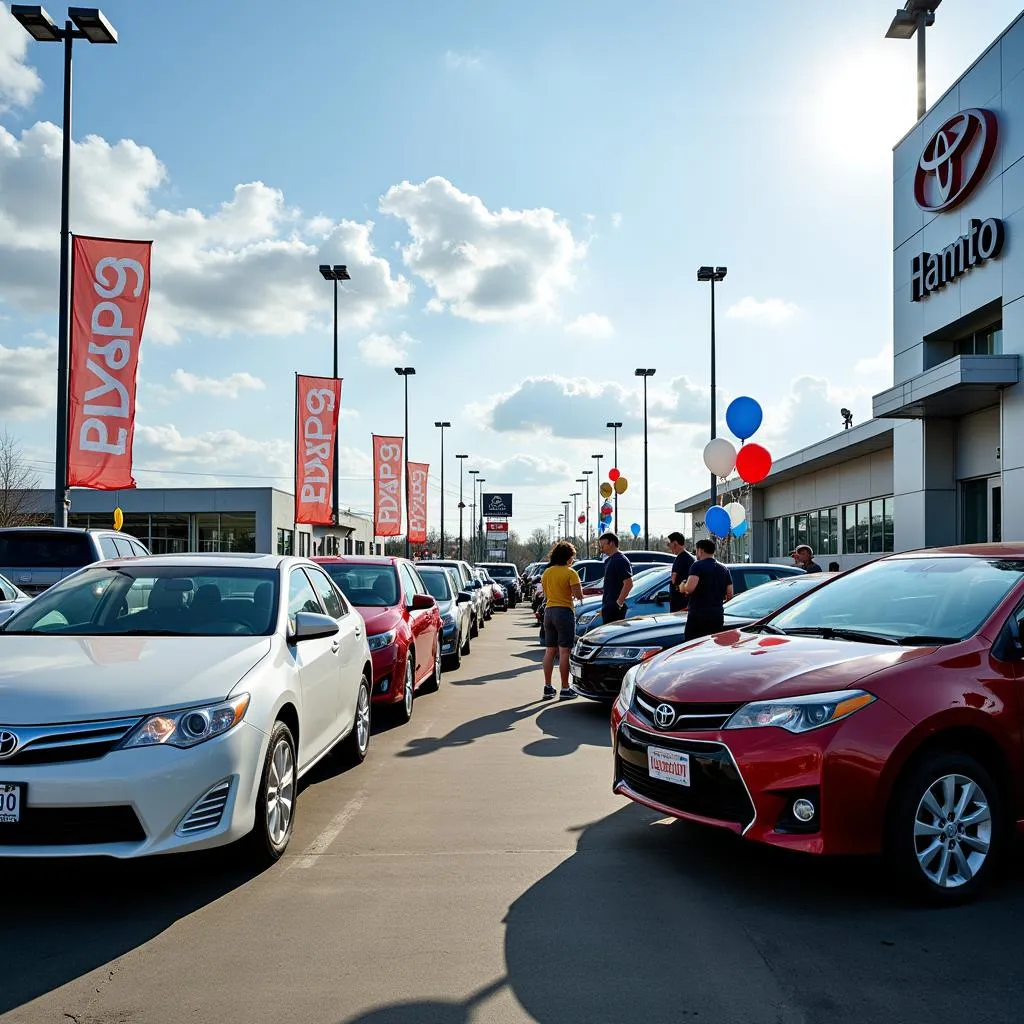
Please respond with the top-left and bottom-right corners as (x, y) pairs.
(540, 541), (584, 700)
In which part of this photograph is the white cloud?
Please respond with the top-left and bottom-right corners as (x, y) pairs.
(379, 176), (585, 323)
(725, 296), (802, 326)
(0, 123), (411, 344)
(0, 338), (55, 420)
(565, 313), (614, 340)
(444, 50), (482, 72)
(611, 213), (623, 229)
(855, 342), (893, 378)
(460, 452), (575, 486)
(171, 369), (266, 399)
(0, 6), (42, 112)
(358, 331), (416, 366)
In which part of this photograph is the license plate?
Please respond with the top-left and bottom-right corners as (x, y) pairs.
(647, 747), (690, 787)
(570, 662), (582, 678)
(0, 783), (23, 823)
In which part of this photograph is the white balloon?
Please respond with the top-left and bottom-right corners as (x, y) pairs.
(725, 501), (746, 528)
(702, 438), (737, 478)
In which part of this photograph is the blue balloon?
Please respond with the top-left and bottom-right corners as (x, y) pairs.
(726, 396), (763, 441)
(732, 519), (749, 538)
(705, 505), (731, 537)
(630, 523), (641, 537)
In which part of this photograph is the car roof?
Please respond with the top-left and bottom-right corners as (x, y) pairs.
(890, 544), (1024, 559)
(89, 552), (286, 569)
(0, 526), (120, 536)
(314, 555), (402, 566)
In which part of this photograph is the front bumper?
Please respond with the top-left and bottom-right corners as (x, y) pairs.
(441, 624), (459, 656)
(568, 654), (628, 701)
(0, 720), (268, 859)
(611, 696), (907, 857)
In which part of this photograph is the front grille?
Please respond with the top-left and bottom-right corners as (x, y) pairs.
(572, 661), (629, 697)
(573, 642), (599, 660)
(634, 690), (744, 732)
(616, 725), (755, 827)
(178, 780), (231, 835)
(0, 804), (146, 846)
(0, 717), (141, 766)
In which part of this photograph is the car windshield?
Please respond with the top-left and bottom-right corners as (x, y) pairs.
(769, 556), (1024, 643)
(419, 570), (451, 601)
(2, 565), (279, 636)
(321, 564), (399, 607)
(636, 568), (671, 596)
(727, 574), (827, 619)
(485, 566), (516, 579)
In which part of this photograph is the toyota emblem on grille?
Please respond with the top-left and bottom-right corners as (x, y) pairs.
(0, 731), (19, 759)
(654, 704), (675, 729)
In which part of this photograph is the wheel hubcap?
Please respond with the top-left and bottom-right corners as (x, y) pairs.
(266, 738), (295, 847)
(356, 685), (370, 752)
(405, 663), (414, 715)
(914, 773), (992, 889)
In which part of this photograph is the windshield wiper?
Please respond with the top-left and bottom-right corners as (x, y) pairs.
(106, 628), (186, 637)
(897, 635), (959, 646)
(784, 626), (899, 646)
(748, 623), (788, 635)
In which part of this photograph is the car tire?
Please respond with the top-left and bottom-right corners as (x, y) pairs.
(395, 657), (415, 725)
(470, 615), (479, 638)
(886, 751), (1005, 906)
(338, 675), (371, 767)
(422, 639), (442, 693)
(460, 629), (471, 656)
(247, 720), (297, 866)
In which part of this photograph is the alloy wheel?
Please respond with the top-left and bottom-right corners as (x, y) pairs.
(913, 773), (992, 889)
(266, 736), (295, 847)
(355, 683), (370, 754)
(404, 660), (414, 718)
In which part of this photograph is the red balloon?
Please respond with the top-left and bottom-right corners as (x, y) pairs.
(577, 514), (585, 523)
(609, 468), (621, 482)
(736, 443), (772, 484)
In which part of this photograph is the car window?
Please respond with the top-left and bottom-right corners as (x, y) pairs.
(305, 566), (345, 619)
(725, 576), (825, 618)
(289, 568), (323, 621)
(99, 537), (119, 560)
(734, 570), (772, 594)
(130, 540), (149, 557)
(0, 577), (14, 601)
(112, 537), (137, 558)
(320, 564), (398, 607)
(0, 531), (94, 568)
(399, 563), (421, 604)
(419, 570), (451, 601)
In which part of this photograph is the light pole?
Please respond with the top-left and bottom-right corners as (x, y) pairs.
(456, 454), (468, 559)
(697, 266), (727, 506)
(885, 0), (941, 120)
(634, 368), (656, 550)
(570, 492), (581, 548)
(606, 422), (622, 535)
(433, 421), (450, 557)
(394, 367), (416, 557)
(12, 5), (118, 527)
(562, 501), (571, 540)
(475, 478), (486, 561)
(580, 471), (593, 557)
(319, 264), (350, 526)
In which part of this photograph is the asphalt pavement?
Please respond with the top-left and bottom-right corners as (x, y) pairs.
(4, 607), (1024, 1023)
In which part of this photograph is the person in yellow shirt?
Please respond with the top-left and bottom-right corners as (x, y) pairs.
(540, 541), (584, 700)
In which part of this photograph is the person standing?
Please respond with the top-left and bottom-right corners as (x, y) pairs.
(598, 531), (633, 624)
(681, 538), (733, 641)
(541, 541), (584, 700)
(667, 531), (694, 613)
(792, 545), (823, 573)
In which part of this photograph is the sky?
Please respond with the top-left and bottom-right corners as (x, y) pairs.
(0, 0), (1022, 541)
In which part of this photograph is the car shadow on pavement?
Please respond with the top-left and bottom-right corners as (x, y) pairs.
(334, 977), (509, 1024)
(0, 851), (265, 1015)
(397, 700), (550, 757)
(521, 700), (613, 758)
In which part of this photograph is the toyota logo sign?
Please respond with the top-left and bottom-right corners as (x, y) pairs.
(0, 731), (19, 759)
(654, 703), (675, 729)
(914, 108), (998, 214)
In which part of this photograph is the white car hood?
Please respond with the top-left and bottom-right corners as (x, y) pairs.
(0, 635), (273, 725)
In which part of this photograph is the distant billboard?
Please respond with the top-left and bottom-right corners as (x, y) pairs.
(483, 492), (512, 517)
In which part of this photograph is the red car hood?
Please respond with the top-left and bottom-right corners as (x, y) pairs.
(635, 630), (935, 703)
(357, 606), (401, 635)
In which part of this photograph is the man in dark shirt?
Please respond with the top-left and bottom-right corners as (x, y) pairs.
(598, 531), (633, 623)
(681, 538), (734, 641)
(792, 545), (823, 574)
(667, 531), (694, 613)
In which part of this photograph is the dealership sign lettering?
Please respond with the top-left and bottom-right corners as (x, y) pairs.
(294, 375), (342, 525)
(911, 217), (1004, 302)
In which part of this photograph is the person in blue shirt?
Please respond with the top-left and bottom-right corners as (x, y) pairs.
(598, 531), (633, 623)
(680, 538), (733, 641)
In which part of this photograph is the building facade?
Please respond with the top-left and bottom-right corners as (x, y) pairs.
(26, 487), (378, 557)
(678, 13), (1024, 564)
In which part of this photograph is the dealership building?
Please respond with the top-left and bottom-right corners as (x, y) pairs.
(25, 487), (378, 557)
(679, 12), (1024, 566)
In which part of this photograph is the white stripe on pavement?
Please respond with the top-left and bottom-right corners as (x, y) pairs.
(291, 791), (366, 869)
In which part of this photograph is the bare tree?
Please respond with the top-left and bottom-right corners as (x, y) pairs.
(0, 431), (40, 527)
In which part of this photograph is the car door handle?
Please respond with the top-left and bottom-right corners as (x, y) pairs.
(331, 640), (340, 653)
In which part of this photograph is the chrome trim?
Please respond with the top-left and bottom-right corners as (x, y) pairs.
(0, 717), (141, 761)
(177, 779), (232, 836)
(618, 721), (759, 836)
(635, 694), (729, 722)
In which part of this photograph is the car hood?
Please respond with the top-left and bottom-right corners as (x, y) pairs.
(0, 636), (273, 725)
(356, 606), (402, 635)
(584, 613), (686, 644)
(577, 596), (604, 616)
(634, 631), (934, 703)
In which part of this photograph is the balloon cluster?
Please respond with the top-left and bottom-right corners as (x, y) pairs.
(596, 467), (629, 535)
(701, 396), (773, 539)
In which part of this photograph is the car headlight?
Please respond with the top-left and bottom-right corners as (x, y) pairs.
(120, 694), (250, 749)
(441, 612), (456, 628)
(368, 629), (398, 651)
(618, 664), (642, 708)
(601, 645), (663, 662)
(578, 612), (598, 626)
(723, 690), (876, 734)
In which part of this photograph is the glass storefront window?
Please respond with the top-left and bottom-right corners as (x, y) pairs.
(870, 500), (884, 552)
(883, 497), (894, 551)
(197, 513), (220, 552)
(356, 540), (366, 554)
(808, 511), (820, 556)
(961, 480), (988, 544)
(297, 532), (310, 558)
(149, 514), (189, 554)
(781, 517), (792, 556)
(843, 505), (856, 554)
(277, 528), (294, 556)
(220, 513), (256, 553)
(856, 503), (870, 553)
(796, 514), (808, 548)
(826, 508), (839, 556)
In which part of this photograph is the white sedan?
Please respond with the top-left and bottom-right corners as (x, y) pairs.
(0, 553), (372, 863)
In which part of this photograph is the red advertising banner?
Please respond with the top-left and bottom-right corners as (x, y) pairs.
(372, 435), (404, 536)
(67, 235), (152, 489)
(485, 521), (509, 532)
(294, 375), (342, 525)
(407, 462), (429, 545)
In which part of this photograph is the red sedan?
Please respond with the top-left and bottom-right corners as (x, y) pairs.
(610, 545), (1024, 904)
(315, 556), (442, 724)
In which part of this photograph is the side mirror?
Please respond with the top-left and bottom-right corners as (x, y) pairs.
(411, 593), (436, 611)
(995, 618), (1024, 661)
(457, 591), (473, 604)
(291, 611), (340, 643)
(653, 591), (671, 604)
